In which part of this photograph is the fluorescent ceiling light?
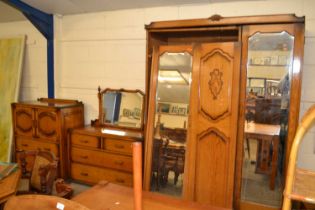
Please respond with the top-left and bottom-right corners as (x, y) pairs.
(158, 70), (188, 85)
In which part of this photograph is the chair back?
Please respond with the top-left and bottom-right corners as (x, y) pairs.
(19, 150), (58, 194)
(152, 139), (163, 172)
(282, 105), (315, 210)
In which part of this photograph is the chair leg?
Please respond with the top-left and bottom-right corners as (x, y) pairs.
(157, 171), (160, 190)
(174, 172), (179, 185)
(246, 138), (250, 159)
(282, 197), (291, 210)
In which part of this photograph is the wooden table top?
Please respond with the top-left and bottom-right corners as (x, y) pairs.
(0, 169), (21, 204)
(4, 194), (90, 210)
(72, 181), (229, 210)
(168, 139), (186, 148)
(244, 122), (281, 136)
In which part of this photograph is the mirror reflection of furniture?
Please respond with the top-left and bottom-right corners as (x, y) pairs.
(162, 140), (185, 186)
(151, 138), (164, 190)
(146, 49), (191, 197)
(244, 122), (281, 190)
(17, 150), (73, 198)
(97, 87), (145, 130)
(238, 23), (304, 209)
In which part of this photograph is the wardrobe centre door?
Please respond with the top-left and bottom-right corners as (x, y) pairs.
(184, 42), (241, 209)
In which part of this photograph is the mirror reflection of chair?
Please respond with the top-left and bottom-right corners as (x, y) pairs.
(151, 138), (164, 190)
(162, 144), (185, 186)
(17, 150), (73, 198)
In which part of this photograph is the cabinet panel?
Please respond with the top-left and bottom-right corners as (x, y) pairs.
(71, 147), (133, 172)
(69, 126), (142, 186)
(105, 139), (133, 155)
(14, 107), (33, 137)
(71, 133), (99, 148)
(185, 42), (240, 208)
(71, 163), (133, 186)
(16, 137), (59, 156)
(36, 109), (58, 141)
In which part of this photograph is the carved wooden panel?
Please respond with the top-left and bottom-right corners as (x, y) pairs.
(15, 108), (33, 137)
(185, 42), (240, 209)
(199, 49), (233, 121)
(195, 132), (229, 206)
(36, 110), (57, 140)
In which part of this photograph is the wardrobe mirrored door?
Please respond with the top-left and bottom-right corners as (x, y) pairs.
(144, 45), (193, 197)
(236, 23), (305, 210)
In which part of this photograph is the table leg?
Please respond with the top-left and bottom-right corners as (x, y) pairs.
(270, 135), (279, 190)
(246, 138), (250, 159)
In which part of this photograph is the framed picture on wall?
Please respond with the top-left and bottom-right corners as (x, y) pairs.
(270, 55), (278, 65)
(158, 103), (170, 113)
(278, 55), (287, 65)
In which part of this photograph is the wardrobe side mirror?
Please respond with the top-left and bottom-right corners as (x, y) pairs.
(242, 31), (294, 207)
(150, 51), (192, 196)
(97, 88), (145, 130)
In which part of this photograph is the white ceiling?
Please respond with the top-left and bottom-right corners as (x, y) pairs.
(0, 0), (261, 22)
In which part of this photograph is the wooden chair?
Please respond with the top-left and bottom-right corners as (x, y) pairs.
(162, 146), (185, 185)
(282, 105), (315, 210)
(17, 150), (73, 198)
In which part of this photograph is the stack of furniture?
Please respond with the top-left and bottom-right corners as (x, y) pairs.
(68, 88), (144, 187)
(11, 98), (84, 178)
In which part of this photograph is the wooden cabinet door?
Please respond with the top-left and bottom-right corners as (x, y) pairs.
(184, 42), (240, 208)
(35, 108), (58, 141)
(13, 106), (34, 137)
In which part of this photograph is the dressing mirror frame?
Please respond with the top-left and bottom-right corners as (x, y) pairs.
(97, 87), (145, 131)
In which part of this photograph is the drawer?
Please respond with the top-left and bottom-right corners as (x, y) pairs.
(71, 163), (133, 186)
(71, 147), (133, 172)
(71, 133), (99, 148)
(104, 139), (133, 155)
(16, 137), (59, 156)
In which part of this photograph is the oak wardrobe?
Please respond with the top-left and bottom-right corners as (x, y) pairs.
(143, 14), (305, 210)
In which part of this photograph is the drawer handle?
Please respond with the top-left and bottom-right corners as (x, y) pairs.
(115, 178), (125, 183)
(80, 140), (89, 144)
(80, 155), (88, 159)
(114, 144), (124, 149)
(21, 144), (28, 147)
(80, 172), (89, 177)
(114, 160), (124, 166)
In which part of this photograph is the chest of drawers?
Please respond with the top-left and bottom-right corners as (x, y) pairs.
(69, 126), (143, 186)
(12, 98), (84, 178)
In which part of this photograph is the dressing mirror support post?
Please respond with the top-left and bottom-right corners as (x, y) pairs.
(97, 87), (145, 130)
